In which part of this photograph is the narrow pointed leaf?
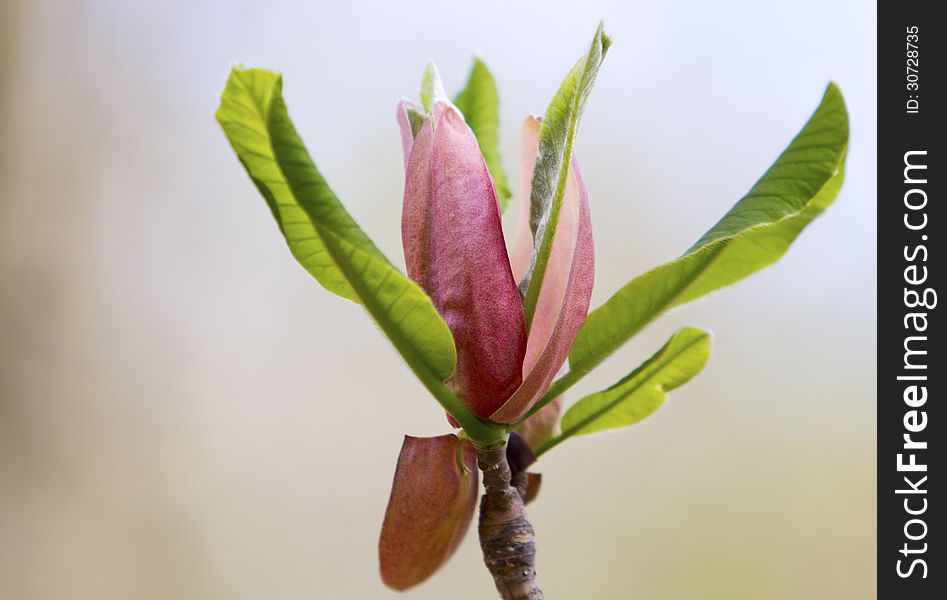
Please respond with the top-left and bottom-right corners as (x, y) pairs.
(559, 83), (848, 396)
(453, 58), (511, 211)
(538, 327), (710, 455)
(379, 434), (478, 590)
(520, 22), (610, 327)
(217, 68), (497, 441)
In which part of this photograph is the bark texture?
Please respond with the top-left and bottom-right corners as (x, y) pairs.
(476, 442), (543, 599)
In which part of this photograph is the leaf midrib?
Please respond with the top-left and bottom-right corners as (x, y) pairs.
(560, 331), (707, 439)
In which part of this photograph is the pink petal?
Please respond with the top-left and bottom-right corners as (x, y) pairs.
(379, 434), (478, 590)
(402, 102), (527, 418)
(395, 99), (421, 169)
(508, 116), (541, 282)
(515, 395), (564, 450)
(489, 117), (595, 424)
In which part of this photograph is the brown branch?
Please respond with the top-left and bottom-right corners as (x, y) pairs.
(476, 441), (543, 600)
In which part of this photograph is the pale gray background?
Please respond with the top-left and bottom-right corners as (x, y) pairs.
(1, 0), (876, 598)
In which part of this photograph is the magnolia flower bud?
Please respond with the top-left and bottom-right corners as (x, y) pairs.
(398, 108), (594, 424)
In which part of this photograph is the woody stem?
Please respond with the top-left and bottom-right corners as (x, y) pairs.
(475, 441), (543, 600)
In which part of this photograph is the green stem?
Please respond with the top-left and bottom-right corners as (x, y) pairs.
(422, 380), (505, 445)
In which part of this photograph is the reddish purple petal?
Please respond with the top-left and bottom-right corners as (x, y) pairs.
(490, 117), (595, 423)
(379, 434), (478, 590)
(402, 102), (527, 418)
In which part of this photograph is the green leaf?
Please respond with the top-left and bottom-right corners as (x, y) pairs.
(520, 22), (611, 327)
(561, 82), (848, 393)
(419, 62), (447, 114)
(216, 67), (500, 443)
(537, 327), (710, 455)
(453, 58), (511, 211)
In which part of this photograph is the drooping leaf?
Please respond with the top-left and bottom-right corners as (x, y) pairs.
(453, 58), (511, 211)
(216, 68), (499, 440)
(538, 327), (710, 455)
(218, 68), (383, 300)
(520, 22), (610, 327)
(561, 83), (848, 394)
(379, 434), (478, 590)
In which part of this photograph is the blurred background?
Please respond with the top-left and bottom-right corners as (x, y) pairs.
(0, 0), (876, 598)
